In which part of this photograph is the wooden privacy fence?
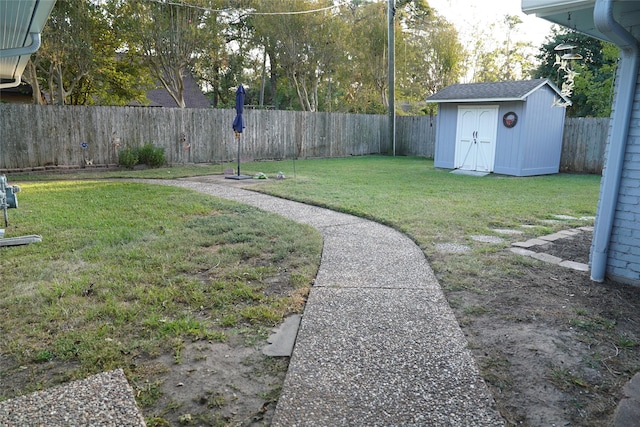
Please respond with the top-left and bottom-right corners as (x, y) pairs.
(0, 106), (393, 169)
(560, 117), (609, 174)
(0, 105), (606, 173)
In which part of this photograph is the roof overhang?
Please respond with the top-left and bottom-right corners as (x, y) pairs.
(427, 79), (570, 105)
(0, 0), (56, 89)
(521, 0), (640, 42)
(428, 97), (529, 104)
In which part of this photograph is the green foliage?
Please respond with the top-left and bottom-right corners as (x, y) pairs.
(34, 0), (152, 105)
(118, 147), (139, 169)
(30, 0), (463, 113)
(467, 14), (535, 83)
(118, 144), (166, 168)
(137, 143), (167, 168)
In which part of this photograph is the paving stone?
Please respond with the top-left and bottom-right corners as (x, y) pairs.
(613, 372), (640, 427)
(512, 239), (551, 248)
(539, 233), (570, 242)
(559, 260), (589, 272)
(492, 228), (524, 235)
(510, 247), (537, 257)
(553, 214), (577, 220)
(579, 226), (594, 232)
(558, 228), (581, 236)
(530, 252), (563, 264)
(263, 314), (301, 357)
(580, 216), (596, 222)
(471, 235), (505, 244)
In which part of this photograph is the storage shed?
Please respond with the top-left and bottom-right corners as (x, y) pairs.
(427, 79), (569, 176)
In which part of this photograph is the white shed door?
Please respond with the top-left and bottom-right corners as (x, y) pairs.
(454, 106), (498, 172)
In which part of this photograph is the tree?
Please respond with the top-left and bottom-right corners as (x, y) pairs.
(467, 14), (534, 83)
(112, 0), (220, 108)
(340, 0), (389, 113)
(534, 28), (619, 117)
(31, 0), (150, 105)
(249, 0), (346, 112)
(395, 1), (463, 111)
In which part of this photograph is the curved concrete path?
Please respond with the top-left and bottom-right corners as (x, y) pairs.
(159, 177), (505, 426)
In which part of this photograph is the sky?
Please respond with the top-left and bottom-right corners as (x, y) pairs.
(428, 0), (555, 47)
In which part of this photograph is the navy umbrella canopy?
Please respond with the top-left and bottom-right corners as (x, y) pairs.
(232, 84), (245, 134)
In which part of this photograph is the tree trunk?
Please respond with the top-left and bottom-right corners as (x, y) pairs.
(23, 61), (44, 105)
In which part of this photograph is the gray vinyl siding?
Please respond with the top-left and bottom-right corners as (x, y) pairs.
(493, 101), (526, 176)
(518, 86), (565, 176)
(433, 104), (457, 169)
(604, 66), (640, 285)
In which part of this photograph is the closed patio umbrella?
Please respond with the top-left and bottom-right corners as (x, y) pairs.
(227, 84), (251, 180)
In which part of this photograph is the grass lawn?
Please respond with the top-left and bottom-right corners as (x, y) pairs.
(2, 156), (607, 424)
(0, 180), (322, 410)
(243, 156), (600, 245)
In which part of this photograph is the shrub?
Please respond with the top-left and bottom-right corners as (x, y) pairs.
(118, 147), (139, 169)
(138, 143), (166, 168)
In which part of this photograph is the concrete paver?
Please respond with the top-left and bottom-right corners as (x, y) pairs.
(263, 314), (302, 357)
(512, 238), (551, 248)
(558, 260), (590, 272)
(530, 252), (563, 264)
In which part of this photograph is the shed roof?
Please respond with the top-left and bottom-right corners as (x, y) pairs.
(426, 79), (569, 104)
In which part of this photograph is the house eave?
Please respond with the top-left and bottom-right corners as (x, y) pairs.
(522, 0), (640, 43)
(522, 0), (595, 16)
(0, 0), (56, 88)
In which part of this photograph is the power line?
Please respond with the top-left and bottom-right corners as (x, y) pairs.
(142, 0), (349, 16)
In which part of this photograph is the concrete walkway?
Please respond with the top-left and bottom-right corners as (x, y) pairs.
(167, 177), (504, 426)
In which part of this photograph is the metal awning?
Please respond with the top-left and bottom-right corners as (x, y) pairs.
(0, 0), (56, 89)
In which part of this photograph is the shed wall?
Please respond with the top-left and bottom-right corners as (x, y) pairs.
(493, 101), (526, 175)
(519, 86), (565, 176)
(432, 85), (565, 176)
(433, 104), (457, 169)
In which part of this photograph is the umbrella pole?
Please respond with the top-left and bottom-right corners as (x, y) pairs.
(236, 132), (241, 177)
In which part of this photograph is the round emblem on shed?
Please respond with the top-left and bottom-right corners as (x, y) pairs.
(503, 112), (518, 128)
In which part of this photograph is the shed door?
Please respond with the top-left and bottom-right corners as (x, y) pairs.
(455, 106), (498, 172)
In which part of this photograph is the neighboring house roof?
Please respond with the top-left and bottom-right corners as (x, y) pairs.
(426, 79), (569, 104)
(144, 72), (211, 108)
(0, 0), (56, 89)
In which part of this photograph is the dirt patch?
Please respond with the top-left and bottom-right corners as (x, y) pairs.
(139, 336), (286, 426)
(535, 230), (592, 264)
(440, 229), (640, 426)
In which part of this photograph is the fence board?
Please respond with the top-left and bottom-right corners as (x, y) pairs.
(560, 117), (608, 174)
(0, 105), (608, 173)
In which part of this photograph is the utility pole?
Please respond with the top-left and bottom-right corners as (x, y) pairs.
(388, 0), (396, 156)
